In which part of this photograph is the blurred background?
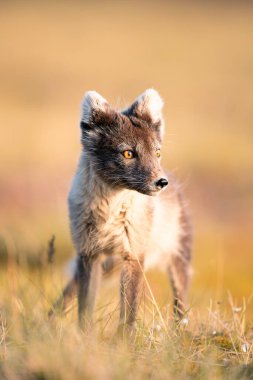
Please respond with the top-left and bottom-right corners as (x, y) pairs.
(0, 1), (252, 316)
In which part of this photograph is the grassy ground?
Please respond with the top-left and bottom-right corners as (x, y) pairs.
(0, 258), (252, 380)
(0, 1), (253, 378)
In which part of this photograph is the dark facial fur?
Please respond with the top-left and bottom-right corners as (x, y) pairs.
(80, 109), (166, 195)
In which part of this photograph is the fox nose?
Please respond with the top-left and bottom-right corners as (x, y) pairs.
(155, 178), (168, 189)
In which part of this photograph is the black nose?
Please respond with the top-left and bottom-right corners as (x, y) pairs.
(155, 178), (168, 189)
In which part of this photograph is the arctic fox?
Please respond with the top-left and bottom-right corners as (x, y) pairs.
(50, 89), (192, 331)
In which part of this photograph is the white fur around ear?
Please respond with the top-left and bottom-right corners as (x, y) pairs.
(81, 91), (108, 123)
(135, 88), (164, 123)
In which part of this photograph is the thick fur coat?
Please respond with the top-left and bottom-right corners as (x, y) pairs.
(50, 89), (192, 330)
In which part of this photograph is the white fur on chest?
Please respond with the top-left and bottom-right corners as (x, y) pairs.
(144, 195), (182, 271)
(96, 189), (149, 258)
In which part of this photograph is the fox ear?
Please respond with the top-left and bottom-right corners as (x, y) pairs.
(80, 91), (110, 126)
(123, 89), (164, 125)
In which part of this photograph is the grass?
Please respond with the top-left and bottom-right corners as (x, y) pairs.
(0, 255), (252, 380)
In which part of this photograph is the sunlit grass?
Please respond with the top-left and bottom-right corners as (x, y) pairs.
(0, 259), (252, 380)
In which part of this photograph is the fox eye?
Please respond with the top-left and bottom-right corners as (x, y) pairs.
(123, 150), (134, 159)
(156, 149), (161, 158)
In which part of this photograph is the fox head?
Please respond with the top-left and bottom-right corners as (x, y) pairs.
(79, 89), (168, 196)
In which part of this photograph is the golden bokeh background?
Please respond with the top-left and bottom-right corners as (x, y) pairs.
(0, 1), (252, 315)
